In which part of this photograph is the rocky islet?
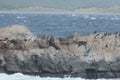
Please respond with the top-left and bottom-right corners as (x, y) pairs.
(0, 25), (120, 79)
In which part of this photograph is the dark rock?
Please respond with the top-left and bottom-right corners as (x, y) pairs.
(49, 37), (61, 50)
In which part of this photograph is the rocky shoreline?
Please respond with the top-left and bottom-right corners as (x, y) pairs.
(0, 25), (120, 79)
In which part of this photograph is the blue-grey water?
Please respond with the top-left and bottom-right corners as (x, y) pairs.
(0, 12), (120, 37)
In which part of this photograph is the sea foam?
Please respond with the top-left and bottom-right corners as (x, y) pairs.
(0, 73), (119, 80)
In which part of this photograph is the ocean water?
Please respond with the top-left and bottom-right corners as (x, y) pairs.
(0, 12), (120, 37)
(0, 73), (119, 80)
(0, 12), (120, 79)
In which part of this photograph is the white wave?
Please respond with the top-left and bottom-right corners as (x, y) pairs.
(71, 14), (76, 17)
(17, 16), (25, 19)
(111, 17), (120, 20)
(83, 15), (89, 19)
(17, 16), (21, 18)
(0, 73), (119, 80)
(23, 20), (27, 22)
(90, 17), (96, 20)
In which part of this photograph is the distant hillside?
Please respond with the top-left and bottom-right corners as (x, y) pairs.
(7, 7), (68, 12)
(73, 6), (120, 13)
(1, 0), (120, 10)
(1, 0), (120, 13)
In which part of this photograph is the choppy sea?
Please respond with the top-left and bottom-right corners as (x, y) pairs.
(0, 12), (120, 80)
(0, 12), (120, 37)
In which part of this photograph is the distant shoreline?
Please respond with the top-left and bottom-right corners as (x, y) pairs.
(1, 11), (120, 15)
(1, 6), (120, 14)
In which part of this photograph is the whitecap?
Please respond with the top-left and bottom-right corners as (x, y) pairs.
(83, 15), (89, 19)
(23, 20), (27, 22)
(71, 14), (76, 17)
(17, 16), (25, 19)
(17, 16), (21, 18)
(111, 17), (120, 20)
(0, 73), (119, 80)
(90, 17), (96, 20)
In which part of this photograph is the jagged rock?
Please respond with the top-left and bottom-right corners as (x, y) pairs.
(49, 37), (62, 50)
(0, 25), (120, 78)
(37, 34), (50, 48)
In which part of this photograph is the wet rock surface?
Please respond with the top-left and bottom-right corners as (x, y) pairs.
(0, 25), (120, 79)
